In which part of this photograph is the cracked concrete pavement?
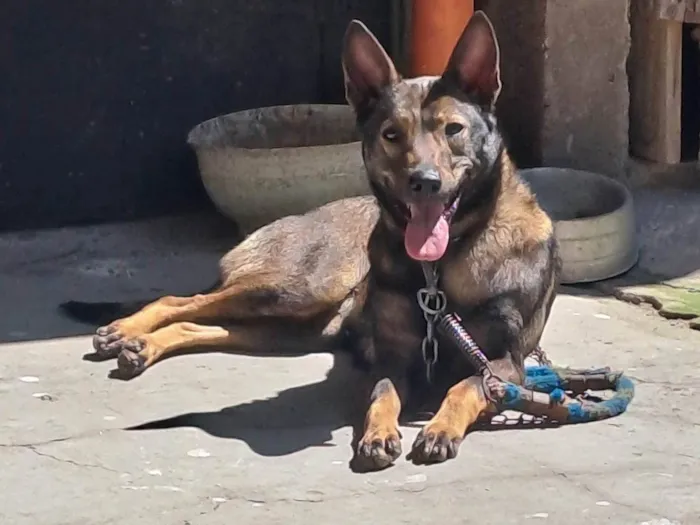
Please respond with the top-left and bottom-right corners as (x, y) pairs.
(1, 211), (699, 525)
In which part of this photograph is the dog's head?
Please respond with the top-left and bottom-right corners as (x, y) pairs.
(342, 12), (504, 262)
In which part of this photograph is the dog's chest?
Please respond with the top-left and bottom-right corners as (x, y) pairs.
(366, 275), (479, 377)
(359, 238), (489, 381)
(439, 255), (494, 307)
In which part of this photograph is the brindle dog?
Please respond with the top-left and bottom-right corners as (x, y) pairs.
(61, 12), (560, 471)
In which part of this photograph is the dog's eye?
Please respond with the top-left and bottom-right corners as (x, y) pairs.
(382, 127), (400, 142)
(445, 123), (464, 137)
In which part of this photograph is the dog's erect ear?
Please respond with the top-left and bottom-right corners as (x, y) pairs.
(342, 20), (399, 117)
(442, 11), (501, 107)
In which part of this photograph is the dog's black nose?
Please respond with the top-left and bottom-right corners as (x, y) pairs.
(409, 167), (441, 196)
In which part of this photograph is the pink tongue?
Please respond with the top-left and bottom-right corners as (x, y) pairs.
(404, 203), (450, 261)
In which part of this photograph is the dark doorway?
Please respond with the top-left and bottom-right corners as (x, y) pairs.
(0, 1), (391, 232)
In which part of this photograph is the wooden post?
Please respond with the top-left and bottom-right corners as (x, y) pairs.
(629, 0), (683, 164)
(409, 0), (474, 77)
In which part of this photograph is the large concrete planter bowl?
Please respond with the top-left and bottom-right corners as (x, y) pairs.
(188, 104), (370, 234)
(520, 167), (639, 284)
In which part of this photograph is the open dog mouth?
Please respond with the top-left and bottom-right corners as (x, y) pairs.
(403, 192), (461, 262)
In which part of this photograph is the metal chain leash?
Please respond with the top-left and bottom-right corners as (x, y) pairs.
(417, 263), (446, 384)
(417, 262), (552, 396)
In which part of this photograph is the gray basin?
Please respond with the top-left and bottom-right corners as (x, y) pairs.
(520, 167), (639, 284)
(188, 104), (371, 235)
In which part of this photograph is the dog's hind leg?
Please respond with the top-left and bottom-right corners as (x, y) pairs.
(408, 354), (522, 464)
(91, 272), (362, 359)
(114, 322), (236, 378)
(111, 319), (338, 379)
(89, 210), (374, 358)
(91, 291), (224, 358)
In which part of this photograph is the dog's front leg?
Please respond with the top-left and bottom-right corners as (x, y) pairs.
(410, 354), (521, 464)
(354, 375), (408, 471)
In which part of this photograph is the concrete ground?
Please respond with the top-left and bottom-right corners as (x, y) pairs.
(593, 188), (700, 330)
(1, 203), (699, 525)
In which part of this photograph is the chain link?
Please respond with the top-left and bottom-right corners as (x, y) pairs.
(417, 284), (446, 384)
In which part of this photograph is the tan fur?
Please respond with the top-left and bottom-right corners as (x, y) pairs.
(442, 157), (553, 307)
(355, 379), (403, 470)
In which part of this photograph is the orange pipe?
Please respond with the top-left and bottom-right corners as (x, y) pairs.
(409, 0), (474, 77)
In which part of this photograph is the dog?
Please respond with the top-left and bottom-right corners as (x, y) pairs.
(60, 11), (560, 471)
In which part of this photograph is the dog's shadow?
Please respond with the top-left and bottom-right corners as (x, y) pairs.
(125, 352), (564, 468)
(126, 353), (368, 458)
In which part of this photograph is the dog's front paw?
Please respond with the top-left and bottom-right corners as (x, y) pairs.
(410, 418), (463, 464)
(355, 425), (402, 471)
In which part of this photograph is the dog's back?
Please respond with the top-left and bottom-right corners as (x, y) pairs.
(217, 195), (378, 292)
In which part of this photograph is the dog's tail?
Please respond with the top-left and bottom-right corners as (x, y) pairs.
(58, 279), (222, 327)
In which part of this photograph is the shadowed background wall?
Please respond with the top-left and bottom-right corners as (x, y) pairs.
(0, 0), (391, 231)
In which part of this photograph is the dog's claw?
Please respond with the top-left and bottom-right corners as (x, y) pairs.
(92, 325), (124, 358)
(355, 427), (402, 471)
(95, 325), (116, 336)
(410, 427), (461, 464)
